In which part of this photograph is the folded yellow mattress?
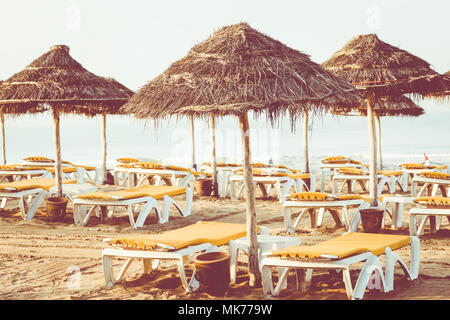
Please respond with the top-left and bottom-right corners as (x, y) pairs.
(105, 221), (250, 250)
(378, 170), (403, 177)
(271, 232), (411, 259)
(413, 196), (450, 208)
(0, 178), (76, 191)
(418, 172), (450, 180)
(77, 185), (186, 200)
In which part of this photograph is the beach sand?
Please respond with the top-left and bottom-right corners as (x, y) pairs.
(0, 180), (449, 301)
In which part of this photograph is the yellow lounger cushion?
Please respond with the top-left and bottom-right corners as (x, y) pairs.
(0, 178), (76, 191)
(133, 162), (164, 169)
(378, 170), (403, 177)
(271, 232), (411, 259)
(0, 164), (26, 171)
(43, 167), (79, 174)
(24, 156), (53, 162)
(77, 185), (186, 201)
(359, 194), (395, 203)
(166, 165), (190, 172)
(431, 164), (447, 170)
(203, 162), (239, 167)
(413, 196), (450, 208)
(336, 168), (368, 175)
(400, 163), (425, 169)
(117, 158), (139, 163)
(105, 221), (251, 250)
(290, 192), (330, 201)
(322, 156), (349, 164)
(419, 172), (450, 180)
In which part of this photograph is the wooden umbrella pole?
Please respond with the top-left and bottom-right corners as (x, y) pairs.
(238, 112), (260, 287)
(367, 93), (378, 207)
(101, 113), (107, 184)
(210, 114), (218, 197)
(52, 108), (63, 197)
(190, 115), (196, 170)
(303, 108), (310, 173)
(375, 115), (383, 171)
(1, 113), (6, 165)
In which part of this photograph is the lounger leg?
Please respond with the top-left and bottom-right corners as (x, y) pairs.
(25, 191), (47, 220)
(411, 181), (418, 197)
(229, 242), (239, 283)
(296, 268), (312, 290)
(261, 265), (275, 297)
(283, 206), (294, 234)
(352, 255), (386, 300)
(102, 254), (134, 289)
(320, 169), (327, 192)
(316, 208), (325, 227)
(327, 208), (343, 227)
(102, 254), (115, 288)
(0, 197), (7, 209)
(134, 198), (160, 228)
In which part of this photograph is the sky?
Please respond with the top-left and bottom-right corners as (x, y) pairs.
(0, 1), (449, 167)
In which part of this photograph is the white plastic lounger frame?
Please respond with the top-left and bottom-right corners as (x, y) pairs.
(102, 223), (268, 291)
(113, 167), (196, 188)
(409, 207), (450, 236)
(261, 235), (420, 300)
(229, 175), (314, 202)
(72, 187), (193, 228)
(0, 169), (49, 183)
(332, 171), (408, 195)
(0, 187), (48, 220)
(102, 241), (219, 291)
(411, 176), (450, 198)
(319, 163), (364, 192)
(282, 196), (369, 233)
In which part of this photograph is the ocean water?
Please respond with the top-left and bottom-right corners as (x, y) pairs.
(4, 100), (450, 174)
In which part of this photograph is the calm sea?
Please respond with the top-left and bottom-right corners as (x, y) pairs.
(5, 100), (450, 174)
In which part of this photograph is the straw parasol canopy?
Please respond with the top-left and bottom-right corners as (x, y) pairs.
(0, 44), (133, 195)
(121, 22), (361, 286)
(322, 34), (450, 207)
(332, 95), (424, 117)
(322, 34), (450, 99)
(332, 95), (424, 169)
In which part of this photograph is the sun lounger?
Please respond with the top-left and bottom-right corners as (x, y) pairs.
(409, 196), (450, 236)
(319, 157), (367, 192)
(0, 177), (76, 220)
(261, 232), (420, 300)
(332, 168), (408, 194)
(113, 162), (198, 188)
(411, 172), (450, 198)
(72, 185), (193, 228)
(282, 192), (369, 232)
(0, 165), (49, 183)
(229, 168), (315, 202)
(102, 221), (265, 291)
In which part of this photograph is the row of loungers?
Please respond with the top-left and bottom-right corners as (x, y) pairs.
(0, 175), (449, 236)
(102, 220), (420, 300)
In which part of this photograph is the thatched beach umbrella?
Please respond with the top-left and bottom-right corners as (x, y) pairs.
(322, 34), (450, 207)
(0, 45), (133, 196)
(332, 95), (424, 169)
(120, 23), (360, 285)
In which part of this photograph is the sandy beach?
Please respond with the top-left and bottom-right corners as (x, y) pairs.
(0, 179), (449, 301)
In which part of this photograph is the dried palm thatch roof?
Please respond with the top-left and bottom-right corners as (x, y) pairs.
(121, 22), (361, 123)
(332, 95), (424, 117)
(322, 34), (450, 98)
(0, 45), (134, 115)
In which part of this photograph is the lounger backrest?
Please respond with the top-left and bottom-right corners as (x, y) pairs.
(0, 178), (76, 191)
(105, 221), (250, 250)
(77, 185), (186, 200)
(271, 232), (411, 259)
